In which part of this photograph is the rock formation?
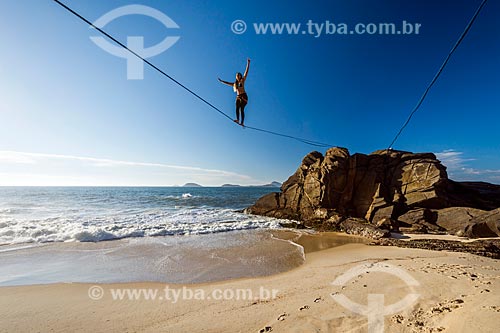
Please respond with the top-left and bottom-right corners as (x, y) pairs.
(247, 147), (500, 239)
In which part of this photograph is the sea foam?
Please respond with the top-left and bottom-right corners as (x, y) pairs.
(0, 207), (284, 245)
(0, 187), (288, 245)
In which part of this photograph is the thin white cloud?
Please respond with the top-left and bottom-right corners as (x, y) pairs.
(435, 150), (475, 170)
(462, 167), (500, 176)
(0, 151), (249, 178)
(0, 151), (262, 186)
(435, 149), (500, 184)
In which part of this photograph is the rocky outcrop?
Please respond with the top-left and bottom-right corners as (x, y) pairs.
(398, 208), (444, 234)
(434, 207), (485, 235)
(247, 147), (500, 238)
(431, 207), (500, 238)
(464, 208), (500, 238)
(338, 218), (391, 239)
(372, 238), (500, 259)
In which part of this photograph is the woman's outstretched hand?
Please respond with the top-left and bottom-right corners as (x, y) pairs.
(247, 58), (251, 63)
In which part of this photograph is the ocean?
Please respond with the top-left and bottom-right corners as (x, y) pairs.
(0, 187), (363, 286)
(0, 186), (283, 245)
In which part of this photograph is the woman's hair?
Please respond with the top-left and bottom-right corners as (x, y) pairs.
(236, 72), (243, 79)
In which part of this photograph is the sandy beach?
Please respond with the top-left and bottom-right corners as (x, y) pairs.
(1, 237), (499, 333)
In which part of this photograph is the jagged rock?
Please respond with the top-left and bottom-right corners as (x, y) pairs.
(430, 207), (500, 238)
(371, 205), (395, 225)
(376, 218), (399, 232)
(464, 208), (500, 238)
(246, 193), (280, 216)
(247, 147), (500, 238)
(434, 207), (486, 235)
(279, 221), (307, 229)
(398, 208), (444, 233)
(249, 147), (450, 221)
(339, 218), (390, 239)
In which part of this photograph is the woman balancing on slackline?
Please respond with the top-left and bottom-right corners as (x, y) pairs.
(218, 58), (250, 127)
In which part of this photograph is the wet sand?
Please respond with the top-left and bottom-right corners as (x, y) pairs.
(0, 230), (366, 286)
(1, 235), (499, 332)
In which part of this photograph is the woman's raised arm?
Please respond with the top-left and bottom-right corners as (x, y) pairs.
(243, 58), (250, 80)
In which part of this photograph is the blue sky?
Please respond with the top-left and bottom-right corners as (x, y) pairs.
(0, 0), (499, 186)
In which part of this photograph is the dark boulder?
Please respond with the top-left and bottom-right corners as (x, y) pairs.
(339, 218), (390, 239)
(247, 147), (500, 238)
(464, 208), (500, 238)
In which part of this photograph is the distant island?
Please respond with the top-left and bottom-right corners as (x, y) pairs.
(261, 181), (282, 188)
(181, 181), (281, 188)
(182, 183), (203, 187)
(221, 181), (281, 188)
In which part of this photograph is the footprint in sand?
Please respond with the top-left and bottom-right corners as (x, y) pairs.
(299, 305), (310, 311)
(407, 299), (466, 330)
(277, 313), (288, 321)
(259, 326), (273, 332)
(430, 299), (464, 315)
(314, 297), (323, 303)
(392, 314), (405, 324)
(482, 305), (500, 312)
